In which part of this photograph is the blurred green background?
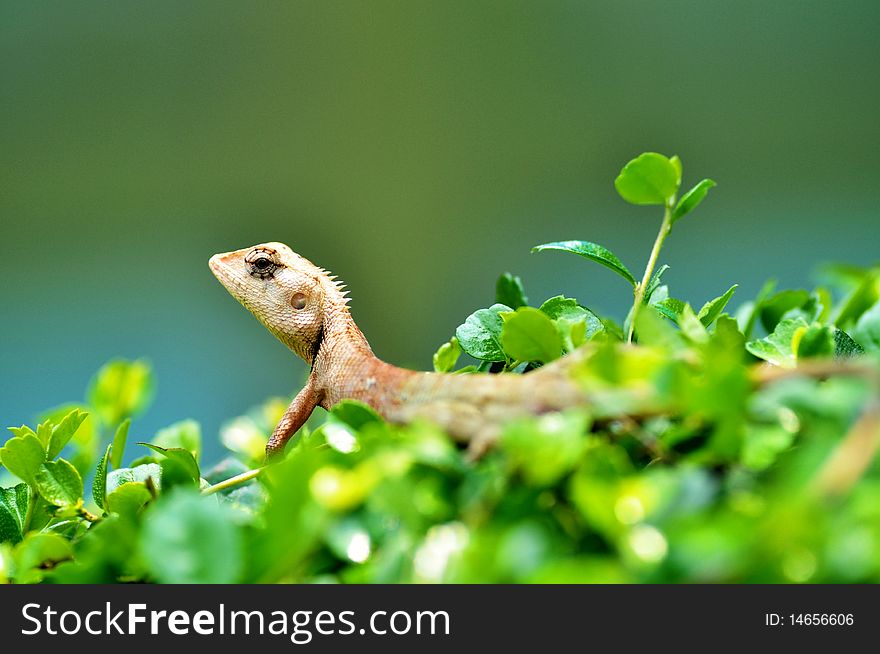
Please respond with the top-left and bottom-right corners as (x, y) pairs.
(2, 1), (878, 462)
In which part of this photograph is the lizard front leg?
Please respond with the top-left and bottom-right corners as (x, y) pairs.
(265, 381), (322, 460)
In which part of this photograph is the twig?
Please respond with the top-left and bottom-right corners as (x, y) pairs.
(750, 359), (880, 386)
(201, 467), (265, 496)
(813, 402), (880, 497)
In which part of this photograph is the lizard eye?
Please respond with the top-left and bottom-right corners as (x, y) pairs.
(291, 292), (307, 310)
(246, 248), (279, 278)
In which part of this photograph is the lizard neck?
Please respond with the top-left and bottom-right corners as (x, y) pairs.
(310, 282), (378, 374)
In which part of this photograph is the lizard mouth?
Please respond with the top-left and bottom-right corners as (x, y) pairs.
(208, 253), (237, 293)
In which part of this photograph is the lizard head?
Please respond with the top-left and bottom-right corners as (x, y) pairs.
(209, 242), (346, 363)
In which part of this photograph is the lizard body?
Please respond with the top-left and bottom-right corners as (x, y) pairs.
(210, 242), (590, 458)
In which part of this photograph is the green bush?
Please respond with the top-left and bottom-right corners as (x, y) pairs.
(2, 153), (879, 583)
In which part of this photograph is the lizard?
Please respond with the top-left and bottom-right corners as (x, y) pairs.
(209, 242), (594, 459)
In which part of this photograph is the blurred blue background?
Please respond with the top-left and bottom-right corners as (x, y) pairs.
(2, 1), (878, 463)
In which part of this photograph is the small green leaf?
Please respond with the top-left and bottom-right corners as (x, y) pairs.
(672, 179), (716, 224)
(39, 404), (98, 477)
(47, 409), (88, 461)
(741, 425), (795, 471)
(760, 289), (811, 333)
(6, 425), (37, 441)
(432, 337), (462, 372)
(159, 458), (198, 490)
(106, 463), (162, 496)
(455, 304), (512, 362)
(614, 152), (680, 206)
(105, 482), (152, 517)
(0, 484), (29, 544)
(109, 418), (130, 470)
(141, 489), (243, 584)
(832, 268), (880, 328)
(538, 296), (604, 345)
(496, 273), (529, 309)
(328, 400), (383, 430)
(669, 155), (682, 187)
(34, 459), (83, 508)
(501, 411), (589, 486)
(13, 532), (72, 583)
(852, 300), (880, 352)
(793, 324), (835, 359)
(0, 433), (46, 487)
(644, 264), (670, 305)
(154, 419), (201, 461)
(833, 328), (864, 358)
(88, 358), (154, 427)
(654, 297), (687, 323)
(93, 444), (112, 510)
(35, 422), (53, 449)
(501, 307), (563, 363)
(736, 278), (777, 339)
(746, 317), (808, 368)
(698, 284), (738, 327)
(138, 443), (200, 485)
(532, 241), (636, 286)
(678, 304), (709, 343)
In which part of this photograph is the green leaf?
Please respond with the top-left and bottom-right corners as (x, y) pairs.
(328, 400), (383, 430)
(496, 273), (528, 309)
(106, 463), (162, 496)
(538, 296), (604, 346)
(672, 179), (716, 223)
(736, 278), (777, 339)
(109, 419), (130, 470)
(501, 411), (589, 486)
(88, 358), (154, 427)
(833, 328), (864, 358)
(455, 304), (512, 362)
(678, 304), (709, 343)
(6, 425), (37, 442)
(0, 484), (29, 544)
(654, 297), (687, 323)
(93, 444), (112, 510)
(432, 337), (462, 372)
(38, 404), (98, 476)
(832, 268), (880, 328)
(741, 425), (795, 471)
(538, 296), (591, 323)
(633, 305), (681, 348)
(141, 490), (243, 583)
(614, 152), (680, 206)
(669, 155), (682, 187)
(13, 533), (72, 583)
(154, 419), (201, 461)
(220, 417), (268, 464)
(105, 482), (152, 517)
(500, 307), (563, 363)
(760, 289), (811, 333)
(47, 409), (88, 461)
(698, 284), (738, 327)
(34, 459), (83, 508)
(35, 422), (53, 449)
(0, 433), (46, 487)
(531, 241), (636, 286)
(746, 317), (808, 368)
(793, 324), (835, 359)
(852, 300), (880, 352)
(138, 443), (200, 485)
(644, 264), (670, 305)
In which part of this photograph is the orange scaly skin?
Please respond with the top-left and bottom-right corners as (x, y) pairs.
(210, 242), (591, 458)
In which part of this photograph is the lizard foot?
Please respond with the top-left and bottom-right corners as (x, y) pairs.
(465, 426), (499, 462)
